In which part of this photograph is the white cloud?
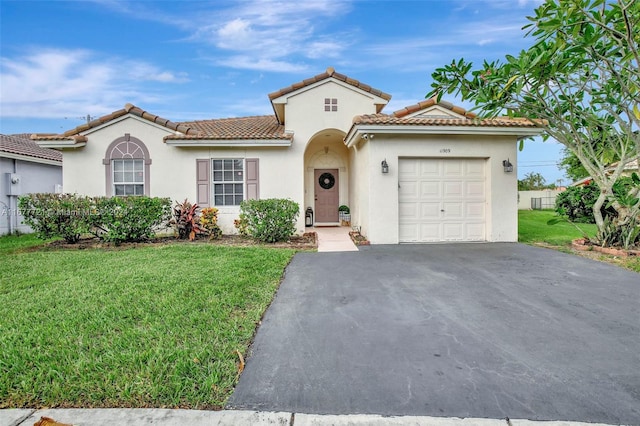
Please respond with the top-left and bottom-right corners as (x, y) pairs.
(0, 48), (188, 118)
(217, 56), (308, 73)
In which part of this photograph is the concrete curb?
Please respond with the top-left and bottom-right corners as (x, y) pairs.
(1, 409), (622, 426)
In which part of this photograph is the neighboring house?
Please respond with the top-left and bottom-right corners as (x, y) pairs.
(1, 133), (63, 235)
(571, 157), (639, 187)
(34, 67), (541, 244)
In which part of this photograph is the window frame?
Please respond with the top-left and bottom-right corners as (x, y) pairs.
(212, 158), (245, 206)
(103, 134), (151, 197)
(112, 158), (145, 196)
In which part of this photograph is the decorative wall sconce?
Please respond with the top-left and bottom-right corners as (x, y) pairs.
(502, 159), (514, 173)
(381, 159), (389, 174)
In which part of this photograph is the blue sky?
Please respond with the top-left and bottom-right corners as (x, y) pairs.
(0, 0), (568, 185)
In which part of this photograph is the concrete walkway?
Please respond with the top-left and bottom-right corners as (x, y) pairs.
(313, 226), (358, 252)
(0, 408), (618, 426)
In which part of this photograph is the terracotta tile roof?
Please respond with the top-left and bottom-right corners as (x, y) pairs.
(0, 133), (62, 162)
(353, 113), (539, 127)
(165, 115), (293, 140)
(168, 115), (291, 140)
(268, 67), (392, 101)
(33, 104), (202, 141)
(393, 98), (477, 119)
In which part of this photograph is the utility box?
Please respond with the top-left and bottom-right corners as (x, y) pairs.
(5, 173), (22, 196)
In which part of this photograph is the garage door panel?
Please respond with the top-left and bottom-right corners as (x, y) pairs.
(399, 202), (419, 219)
(399, 181), (419, 199)
(443, 223), (464, 240)
(442, 202), (463, 218)
(443, 181), (463, 198)
(399, 158), (486, 243)
(466, 181), (485, 197)
(466, 223), (486, 240)
(420, 181), (440, 197)
(420, 223), (441, 241)
(421, 202), (441, 220)
(466, 202), (485, 219)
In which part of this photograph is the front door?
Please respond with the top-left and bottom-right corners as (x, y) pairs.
(314, 169), (339, 223)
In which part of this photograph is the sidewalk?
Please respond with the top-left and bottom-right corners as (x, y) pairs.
(0, 408), (619, 426)
(313, 226), (358, 252)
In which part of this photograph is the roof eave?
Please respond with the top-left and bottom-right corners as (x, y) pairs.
(0, 151), (62, 166)
(344, 124), (543, 147)
(34, 140), (86, 149)
(165, 138), (292, 147)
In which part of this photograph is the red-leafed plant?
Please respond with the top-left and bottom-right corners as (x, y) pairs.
(172, 199), (202, 241)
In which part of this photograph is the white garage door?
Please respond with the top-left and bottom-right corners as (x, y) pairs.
(399, 158), (486, 243)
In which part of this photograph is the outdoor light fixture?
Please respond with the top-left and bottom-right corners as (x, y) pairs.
(381, 159), (389, 174)
(502, 159), (514, 173)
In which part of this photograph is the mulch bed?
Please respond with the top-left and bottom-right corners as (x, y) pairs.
(39, 232), (318, 251)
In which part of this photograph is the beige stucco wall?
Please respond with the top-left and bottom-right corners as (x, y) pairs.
(61, 116), (305, 234)
(350, 134), (519, 244)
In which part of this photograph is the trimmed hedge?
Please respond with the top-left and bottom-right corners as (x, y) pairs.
(18, 194), (171, 244)
(18, 193), (94, 243)
(93, 196), (171, 244)
(239, 198), (299, 243)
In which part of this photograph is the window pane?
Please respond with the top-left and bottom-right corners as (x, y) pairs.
(114, 185), (124, 195)
(234, 183), (243, 195)
(223, 171), (233, 181)
(114, 172), (123, 183)
(124, 161), (133, 171)
(234, 159), (243, 171)
(235, 170), (243, 180)
(134, 184), (144, 195)
(224, 195), (234, 205)
(214, 195), (223, 205)
(114, 160), (124, 171)
(135, 171), (144, 182)
(134, 160), (143, 171)
(213, 171), (223, 181)
(124, 172), (134, 182)
(213, 159), (222, 171)
(224, 183), (233, 193)
(224, 159), (233, 169)
(234, 195), (243, 205)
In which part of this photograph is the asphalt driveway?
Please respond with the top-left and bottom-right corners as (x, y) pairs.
(227, 243), (640, 424)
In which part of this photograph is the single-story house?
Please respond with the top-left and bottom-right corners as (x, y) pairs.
(34, 67), (541, 244)
(571, 157), (639, 187)
(1, 133), (63, 235)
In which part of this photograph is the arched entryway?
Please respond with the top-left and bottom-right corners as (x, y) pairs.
(304, 129), (350, 225)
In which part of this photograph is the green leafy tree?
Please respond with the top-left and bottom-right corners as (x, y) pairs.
(428, 0), (639, 247)
(518, 172), (555, 190)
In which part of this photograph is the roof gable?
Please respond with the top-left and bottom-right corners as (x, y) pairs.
(393, 98), (476, 119)
(268, 67), (392, 124)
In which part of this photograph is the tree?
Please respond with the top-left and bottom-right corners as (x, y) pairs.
(518, 172), (555, 190)
(428, 0), (639, 247)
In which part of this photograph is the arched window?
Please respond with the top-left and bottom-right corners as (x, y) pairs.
(103, 134), (151, 196)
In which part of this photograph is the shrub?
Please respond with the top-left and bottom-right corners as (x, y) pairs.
(200, 207), (222, 240)
(338, 205), (350, 213)
(172, 199), (202, 241)
(234, 213), (249, 237)
(555, 182), (603, 223)
(239, 198), (299, 243)
(18, 193), (94, 243)
(93, 196), (171, 244)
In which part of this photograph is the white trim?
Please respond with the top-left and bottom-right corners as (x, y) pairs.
(0, 152), (62, 166)
(83, 114), (177, 136)
(270, 79), (389, 106)
(345, 125), (543, 148)
(166, 139), (292, 147)
(34, 140), (85, 149)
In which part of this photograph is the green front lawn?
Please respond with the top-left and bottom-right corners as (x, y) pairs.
(518, 209), (597, 246)
(0, 236), (294, 409)
(518, 210), (639, 273)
